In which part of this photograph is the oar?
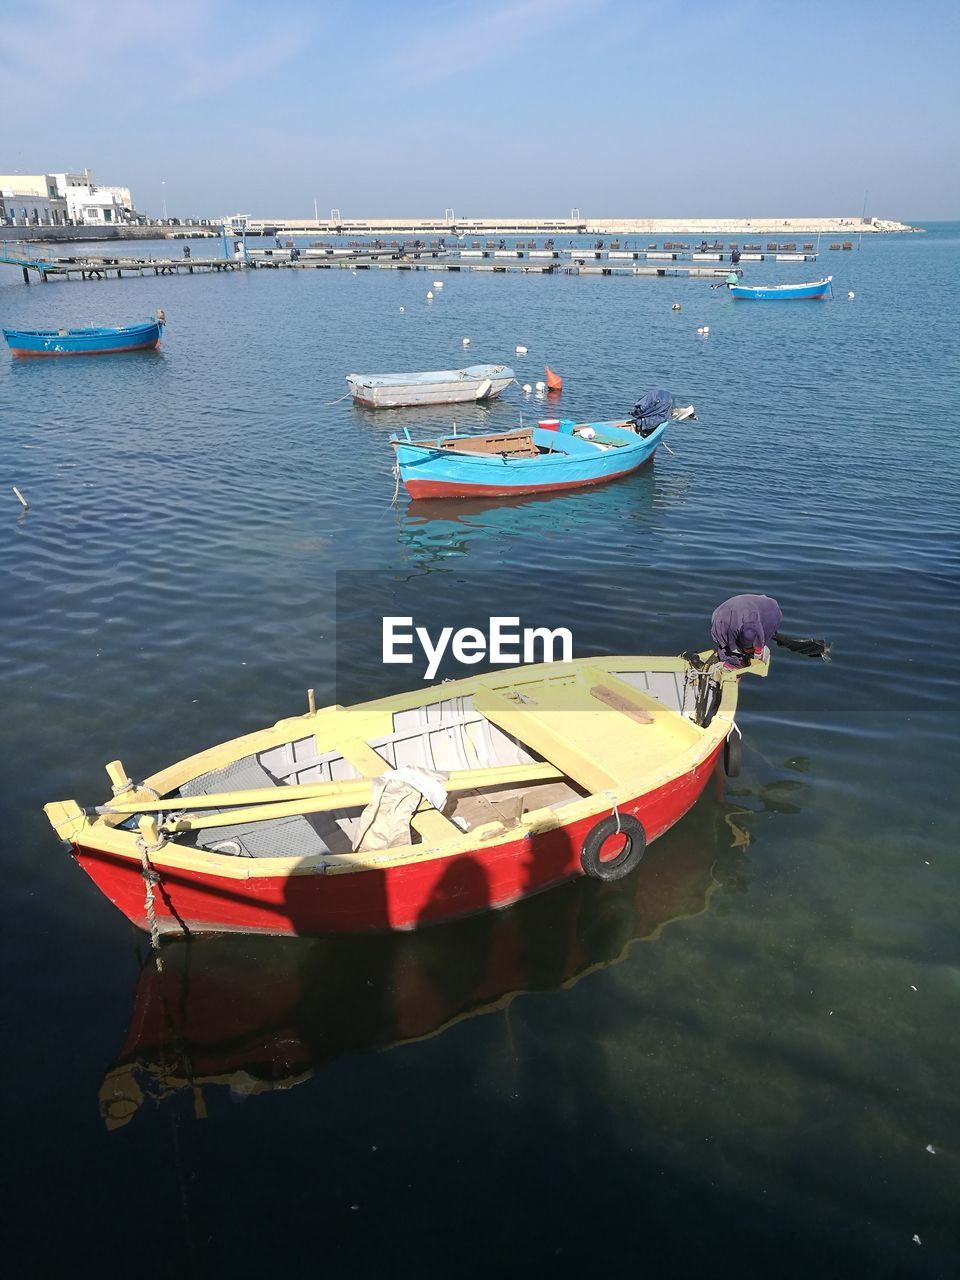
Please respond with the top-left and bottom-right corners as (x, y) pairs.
(101, 760), (564, 819)
(163, 760), (565, 834)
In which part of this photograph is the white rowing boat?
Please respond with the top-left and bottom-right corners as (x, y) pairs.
(346, 364), (514, 409)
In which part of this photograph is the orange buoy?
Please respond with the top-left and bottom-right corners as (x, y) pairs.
(545, 365), (563, 391)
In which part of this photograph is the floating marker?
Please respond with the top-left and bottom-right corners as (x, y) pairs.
(433, 281), (443, 288)
(516, 345), (528, 355)
(535, 381), (546, 392)
(399, 306), (405, 312)
(848, 291), (855, 299)
(426, 291), (433, 299)
(522, 384), (533, 393)
(703, 325), (710, 334)
(545, 365), (563, 391)
(672, 302), (681, 311)
(462, 337), (470, 345)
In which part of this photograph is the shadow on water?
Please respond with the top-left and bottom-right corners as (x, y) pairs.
(99, 797), (743, 1131)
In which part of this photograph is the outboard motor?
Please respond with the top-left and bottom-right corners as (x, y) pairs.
(630, 388), (674, 437)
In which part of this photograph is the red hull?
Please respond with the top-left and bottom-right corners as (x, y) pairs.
(11, 339), (160, 357)
(71, 745), (723, 937)
(404, 461), (644, 500)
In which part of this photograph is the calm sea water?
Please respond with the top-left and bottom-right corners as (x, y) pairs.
(1, 228), (958, 1276)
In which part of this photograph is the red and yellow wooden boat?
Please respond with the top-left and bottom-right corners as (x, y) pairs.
(44, 651), (768, 937)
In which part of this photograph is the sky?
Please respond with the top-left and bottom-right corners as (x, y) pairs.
(1, 0), (957, 220)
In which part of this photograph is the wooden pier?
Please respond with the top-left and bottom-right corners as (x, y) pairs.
(0, 238), (816, 286)
(0, 242), (245, 283)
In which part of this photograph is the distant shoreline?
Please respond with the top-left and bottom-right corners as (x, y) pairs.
(5, 215), (923, 245)
(251, 216), (923, 237)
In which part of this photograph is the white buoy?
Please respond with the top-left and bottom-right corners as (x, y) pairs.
(522, 384), (533, 393)
(696, 327), (704, 335)
(433, 281), (443, 288)
(672, 302), (681, 311)
(515, 345), (528, 355)
(703, 325), (710, 334)
(426, 291), (433, 299)
(535, 380), (546, 392)
(848, 291), (855, 299)
(462, 337), (470, 346)
(399, 306), (405, 312)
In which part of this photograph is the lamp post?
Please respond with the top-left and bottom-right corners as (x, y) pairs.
(161, 179), (167, 222)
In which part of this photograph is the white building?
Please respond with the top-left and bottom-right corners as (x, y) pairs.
(0, 173), (68, 226)
(0, 169), (137, 226)
(49, 170), (135, 225)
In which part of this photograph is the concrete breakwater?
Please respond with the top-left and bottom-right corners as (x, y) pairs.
(252, 215), (921, 237)
(8, 215), (921, 244)
(1, 223), (218, 244)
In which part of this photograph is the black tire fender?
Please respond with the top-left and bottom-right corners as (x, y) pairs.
(723, 727), (743, 778)
(580, 814), (646, 882)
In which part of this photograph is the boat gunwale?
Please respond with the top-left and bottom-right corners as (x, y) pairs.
(346, 364), (513, 391)
(46, 655), (763, 880)
(394, 421), (662, 464)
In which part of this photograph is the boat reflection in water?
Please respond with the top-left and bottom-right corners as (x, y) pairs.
(100, 795), (751, 1129)
(397, 461), (689, 563)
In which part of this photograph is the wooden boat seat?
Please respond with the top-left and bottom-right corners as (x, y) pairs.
(472, 682), (621, 795)
(473, 667), (701, 797)
(338, 738), (462, 847)
(425, 429), (539, 459)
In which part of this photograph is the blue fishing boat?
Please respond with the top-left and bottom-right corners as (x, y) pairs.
(3, 314), (165, 357)
(727, 277), (832, 301)
(392, 414), (672, 500)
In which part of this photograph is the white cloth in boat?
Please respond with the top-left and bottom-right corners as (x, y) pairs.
(352, 767), (448, 854)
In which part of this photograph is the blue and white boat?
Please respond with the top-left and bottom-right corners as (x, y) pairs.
(727, 277), (832, 301)
(3, 315), (164, 356)
(347, 364), (514, 409)
(391, 418), (669, 500)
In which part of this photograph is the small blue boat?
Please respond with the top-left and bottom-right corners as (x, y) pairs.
(727, 276), (832, 301)
(3, 315), (164, 357)
(392, 418), (669, 500)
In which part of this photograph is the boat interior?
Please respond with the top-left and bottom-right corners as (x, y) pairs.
(419, 424), (643, 460)
(168, 666), (710, 862)
(349, 365), (509, 389)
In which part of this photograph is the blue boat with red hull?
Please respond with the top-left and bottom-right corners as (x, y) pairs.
(3, 315), (164, 356)
(392, 418), (668, 500)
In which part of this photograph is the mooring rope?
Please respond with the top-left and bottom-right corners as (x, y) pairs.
(603, 790), (622, 833)
(137, 836), (164, 971)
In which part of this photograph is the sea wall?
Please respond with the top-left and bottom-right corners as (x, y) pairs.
(1, 224), (217, 244)
(3, 215), (922, 245)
